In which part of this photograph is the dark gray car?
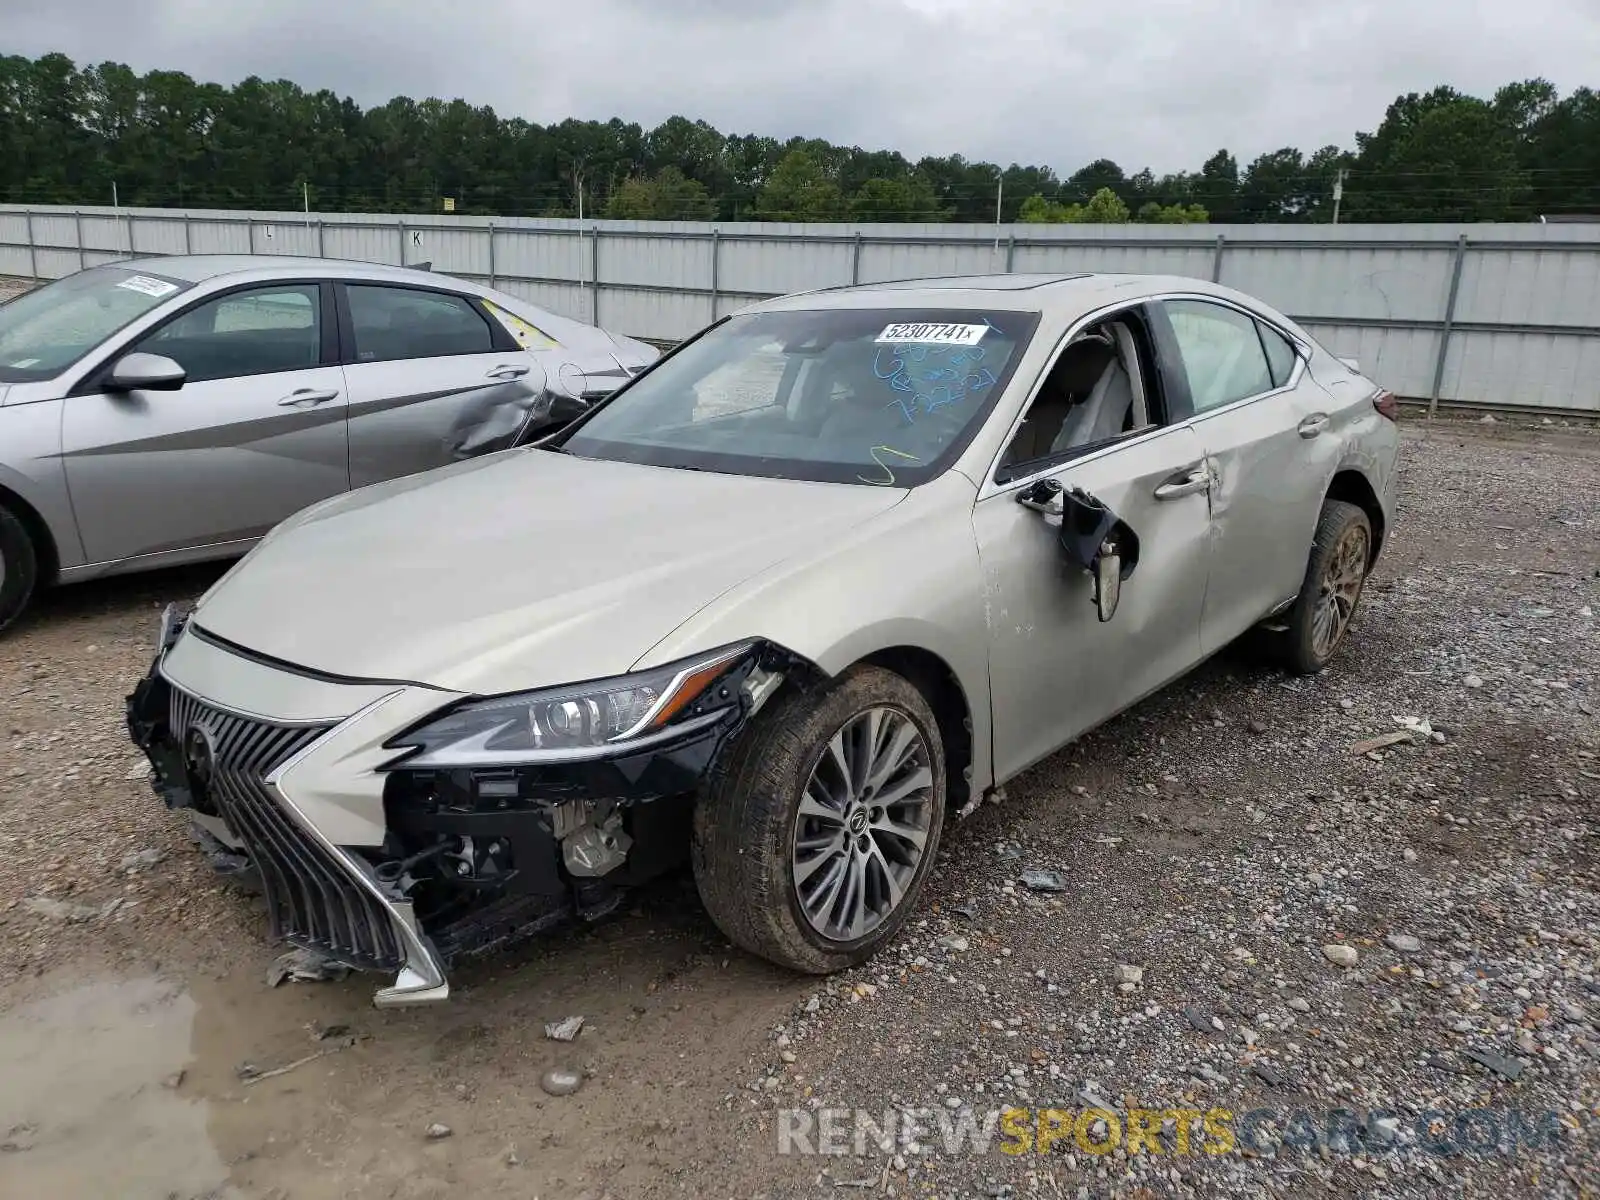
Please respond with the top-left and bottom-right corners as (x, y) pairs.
(0, 255), (658, 629)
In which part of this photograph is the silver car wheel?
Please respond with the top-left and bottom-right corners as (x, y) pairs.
(792, 705), (934, 943)
(1311, 523), (1369, 659)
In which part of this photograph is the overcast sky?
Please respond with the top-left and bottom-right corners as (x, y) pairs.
(8, 0), (1598, 175)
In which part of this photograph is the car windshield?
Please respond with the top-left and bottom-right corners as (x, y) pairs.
(557, 306), (1041, 486)
(0, 266), (192, 382)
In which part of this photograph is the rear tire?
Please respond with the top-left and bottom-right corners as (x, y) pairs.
(692, 666), (946, 974)
(0, 504), (39, 634)
(1273, 499), (1372, 675)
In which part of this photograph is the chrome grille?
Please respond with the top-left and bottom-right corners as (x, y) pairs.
(168, 687), (405, 971)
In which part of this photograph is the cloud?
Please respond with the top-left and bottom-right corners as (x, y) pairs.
(6, 0), (1598, 175)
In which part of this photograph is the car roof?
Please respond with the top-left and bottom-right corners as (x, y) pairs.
(747, 272), (1244, 316)
(116, 254), (452, 288)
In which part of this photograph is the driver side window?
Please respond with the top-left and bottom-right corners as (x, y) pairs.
(137, 284), (321, 384)
(996, 310), (1156, 481)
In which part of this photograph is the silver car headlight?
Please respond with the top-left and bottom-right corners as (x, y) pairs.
(384, 643), (754, 768)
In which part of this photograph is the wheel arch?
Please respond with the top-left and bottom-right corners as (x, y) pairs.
(1324, 468), (1385, 565)
(0, 480), (60, 586)
(853, 645), (975, 815)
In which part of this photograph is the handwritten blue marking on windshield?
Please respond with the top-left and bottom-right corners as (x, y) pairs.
(872, 318), (1003, 423)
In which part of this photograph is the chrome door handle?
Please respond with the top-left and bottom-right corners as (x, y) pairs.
(486, 364), (532, 380)
(277, 387), (340, 408)
(1153, 466), (1211, 501)
(1298, 413), (1330, 438)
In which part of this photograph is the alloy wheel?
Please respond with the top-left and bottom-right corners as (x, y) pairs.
(791, 706), (934, 943)
(1311, 524), (1370, 660)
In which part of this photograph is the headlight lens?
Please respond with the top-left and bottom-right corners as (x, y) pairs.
(385, 643), (753, 767)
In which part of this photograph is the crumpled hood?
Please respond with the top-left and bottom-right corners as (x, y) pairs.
(192, 449), (905, 695)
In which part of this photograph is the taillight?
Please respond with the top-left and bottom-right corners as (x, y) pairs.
(1372, 390), (1398, 421)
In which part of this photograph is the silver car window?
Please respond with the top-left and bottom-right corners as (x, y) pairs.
(558, 307), (1041, 486)
(346, 285), (494, 362)
(1257, 319), (1299, 388)
(1165, 299), (1275, 412)
(138, 284), (321, 384)
(0, 265), (192, 382)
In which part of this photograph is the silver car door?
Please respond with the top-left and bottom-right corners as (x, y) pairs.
(60, 281), (349, 566)
(975, 397), (1211, 785)
(338, 282), (545, 488)
(1155, 298), (1336, 654)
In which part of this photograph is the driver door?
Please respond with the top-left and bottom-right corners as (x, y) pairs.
(62, 281), (350, 565)
(974, 312), (1213, 783)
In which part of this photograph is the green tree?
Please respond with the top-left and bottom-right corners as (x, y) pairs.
(604, 166), (716, 220)
(755, 149), (844, 220)
(0, 50), (1590, 224)
(848, 175), (949, 221)
(1080, 186), (1131, 222)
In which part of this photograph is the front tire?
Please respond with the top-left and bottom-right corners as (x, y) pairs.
(692, 666), (946, 974)
(0, 503), (39, 634)
(1275, 499), (1372, 675)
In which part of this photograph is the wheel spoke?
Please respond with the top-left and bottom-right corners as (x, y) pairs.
(794, 838), (844, 886)
(801, 853), (848, 923)
(822, 730), (852, 798)
(866, 845), (904, 912)
(871, 811), (928, 854)
(874, 764), (932, 809)
(843, 852), (869, 939)
(867, 715), (920, 791)
(798, 778), (846, 825)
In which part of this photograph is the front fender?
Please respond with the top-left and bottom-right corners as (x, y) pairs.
(632, 472), (995, 793)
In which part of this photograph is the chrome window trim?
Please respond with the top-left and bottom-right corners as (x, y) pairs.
(977, 418), (1194, 502)
(975, 287), (1311, 502)
(978, 296), (1158, 497)
(1156, 293), (1308, 423)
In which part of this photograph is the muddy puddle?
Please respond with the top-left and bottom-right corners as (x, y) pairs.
(0, 975), (229, 1199)
(0, 898), (803, 1199)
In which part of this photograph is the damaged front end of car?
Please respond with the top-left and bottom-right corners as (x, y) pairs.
(126, 604), (799, 1006)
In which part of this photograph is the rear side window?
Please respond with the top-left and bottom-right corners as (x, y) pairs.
(1257, 321), (1299, 388)
(138, 284), (321, 383)
(346, 285), (494, 362)
(1165, 300), (1274, 413)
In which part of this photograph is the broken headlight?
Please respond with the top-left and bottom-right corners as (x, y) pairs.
(383, 643), (754, 768)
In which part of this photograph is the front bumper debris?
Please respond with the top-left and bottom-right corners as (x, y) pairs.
(126, 604), (790, 1006)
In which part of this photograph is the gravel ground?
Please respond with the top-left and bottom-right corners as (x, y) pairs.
(0, 417), (1596, 1200)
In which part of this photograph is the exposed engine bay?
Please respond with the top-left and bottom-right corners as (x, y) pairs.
(126, 605), (799, 996)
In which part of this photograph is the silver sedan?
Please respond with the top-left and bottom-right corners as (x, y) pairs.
(0, 255), (658, 629)
(127, 271), (1400, 1005)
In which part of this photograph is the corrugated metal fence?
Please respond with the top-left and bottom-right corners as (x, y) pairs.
(2, 204), (1598, 414)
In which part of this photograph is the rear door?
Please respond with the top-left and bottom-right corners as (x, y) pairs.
(1154, 298), (1333, 654)
(61, 280), (349, 565)
(337, 282), (541, 488)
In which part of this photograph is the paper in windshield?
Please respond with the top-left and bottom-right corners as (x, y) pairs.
(875, 322), (988, 346)
(116, 275), (179, 299)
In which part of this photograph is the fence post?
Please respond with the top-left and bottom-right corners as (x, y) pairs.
(74, 210), (85, 270)
(316, 218), (326, 259)
(709, 228), (720, 321)
(181, 212), (192, 254)
(126, 210), (136, 259)
(397, 219), (406, 266)
(851, 231), (862, 285)
(1005, 232), (1016, 273)
(1428, 235), (1469, 420)
(487, 222), (497, 289)
(1211, 234), (1227, 283)
(591, 225), (601, 325)
(24, 211), (37, 280)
